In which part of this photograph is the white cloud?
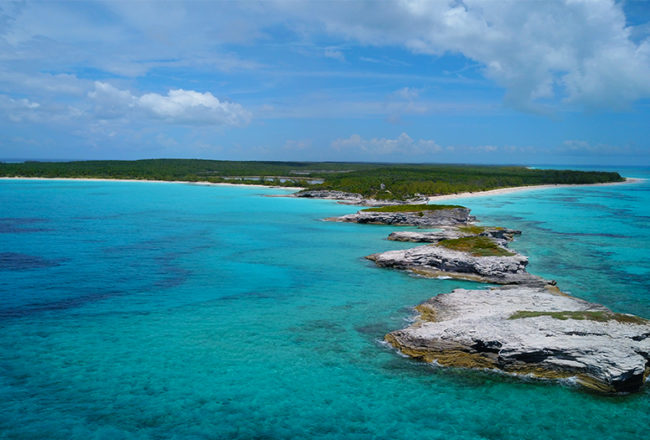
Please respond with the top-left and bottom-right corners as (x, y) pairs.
(0, 93), (84, 126)
(278, 0), (650, 110)
(138, 89), (250, 125)
(393, 87), (420, 100)
(4, 1), (649, 113)
(87, 82), (136, 119)
(0, 71), (88, 96)
(558, 139), (640, 156)
(324, 48), (345, 61)
(88, 82), (251, 126)
(0, 95), (41, 122)
(471, 145), (498, 153)
(562, 140), (592, 152)
(387, 87), (427, 122)
(0, 1), (266, 81)
(332, 132), (442, 155)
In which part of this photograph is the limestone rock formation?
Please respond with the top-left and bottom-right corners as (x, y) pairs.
(388, 226), (521, 246)
(385, 286), (650, 393)
(293, 190), (428, 206)
(367, 242), (546, 285)
(328, 207), (474, 226)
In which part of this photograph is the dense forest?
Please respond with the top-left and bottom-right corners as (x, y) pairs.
(0, 159), (624, 200)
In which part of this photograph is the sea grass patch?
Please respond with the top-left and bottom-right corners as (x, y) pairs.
(437, 236), (515, 257)
(362, 204), (465, 213)
(456, 225), (504, 235)
(509, 310), (648, 325)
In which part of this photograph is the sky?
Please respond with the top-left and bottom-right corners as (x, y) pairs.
(1, 0), (649, 165)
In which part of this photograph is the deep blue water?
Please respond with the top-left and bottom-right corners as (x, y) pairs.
(0, 173), (649, 440)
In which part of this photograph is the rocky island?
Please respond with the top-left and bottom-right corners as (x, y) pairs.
(386, 285), (650, 393)
(387, 225), (521, 246)
(330, 202), (650, 393)
(326, 204), (474, 226)
(293, 189), (429, 206)
(367, 237), (547, 285)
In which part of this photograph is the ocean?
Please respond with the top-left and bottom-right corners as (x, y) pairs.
(1, 169), (648, 440)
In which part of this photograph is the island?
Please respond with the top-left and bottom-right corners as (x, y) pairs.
(386, 285), (650, 393)
(330, 203), (650, 393)
(0, 160), (624, 201)
(326, 204), (474, 226)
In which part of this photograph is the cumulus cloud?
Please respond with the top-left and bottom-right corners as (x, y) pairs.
(278, 0), (650, 110)
(88, 82), (251, 126)
(138, 89), (250, 125)
(332, 132), (442, 155)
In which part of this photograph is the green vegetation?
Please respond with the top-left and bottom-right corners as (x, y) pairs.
(362, 204), (464, 213)
(456, 225), (504, 234)
(312, 163), (624, 200)
(509, 310), (648, 325)
(0, 159), (624, 200)
(437, 236), (515, 257)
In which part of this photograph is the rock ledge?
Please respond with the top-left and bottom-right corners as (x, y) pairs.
(386, 286), (650, 393)
(328, 207), (474, 226)
(367, 242), (547, 285)
(293, 190), (428, 207)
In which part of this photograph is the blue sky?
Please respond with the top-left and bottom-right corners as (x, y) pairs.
(1, 0), (649, 165)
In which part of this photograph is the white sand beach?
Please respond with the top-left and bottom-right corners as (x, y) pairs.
(1, 176), (642, 200)
(427, 177), (644, 202)
(0, 176), (305, 190)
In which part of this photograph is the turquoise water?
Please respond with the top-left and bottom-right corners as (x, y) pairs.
(0, 174), (648, 440)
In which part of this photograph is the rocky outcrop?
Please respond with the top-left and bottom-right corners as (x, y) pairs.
(385, 286), (650, 393)
(293, 190), (428, 207)
(388, 226), (521, 246)
(324, 198), (650, 393)
(328, 207), (474, 226)
(367, 242), (547, 285)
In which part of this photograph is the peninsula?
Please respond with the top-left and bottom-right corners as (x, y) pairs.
(329, 203), (650, 393)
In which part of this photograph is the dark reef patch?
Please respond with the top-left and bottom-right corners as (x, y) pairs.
(0, 252), (62, 271)
(0, 218), (52, 234)
(0, 288), (124, 319)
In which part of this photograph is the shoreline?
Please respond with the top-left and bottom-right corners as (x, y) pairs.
(427, 177), (643, 202)
(0, 176), (642, 201)
(0, 176), (305, 191)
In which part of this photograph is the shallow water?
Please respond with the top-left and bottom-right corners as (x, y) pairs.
(0, 174), (648, 440)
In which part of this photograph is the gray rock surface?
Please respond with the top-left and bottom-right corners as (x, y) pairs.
(293, 190), (428, 207)
(367, 242), (546, 285)
(388, 226), (521, 246)
(386, 286), (650, 393)
(328, 207), (474, 226)
(326, 200), (650, 393)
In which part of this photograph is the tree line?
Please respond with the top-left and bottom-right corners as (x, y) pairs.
(0, 159), (623, 199)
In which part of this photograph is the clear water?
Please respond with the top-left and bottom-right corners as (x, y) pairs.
(0, 174), (648, 440)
